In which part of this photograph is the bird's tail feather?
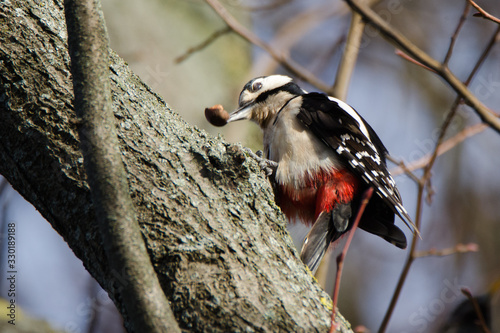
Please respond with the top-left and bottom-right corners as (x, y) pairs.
(300, 203), (352, 273)
(300, 211), (332, 274)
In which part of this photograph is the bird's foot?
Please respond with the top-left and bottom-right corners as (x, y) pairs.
(243, 148), (277, 176)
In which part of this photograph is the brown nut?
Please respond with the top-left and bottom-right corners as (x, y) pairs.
(205, 104), (229, 127)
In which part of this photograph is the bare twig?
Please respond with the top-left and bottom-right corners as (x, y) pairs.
(461, 288), (492, 333)
(332, 12), (365, 100)
(395, 49), (436, 73)
(397, 1), (468, 71)
(175, 26), (231, 64)
(382, 93), (467, 333)
(204, 0), (332, 92)
(64, 1), (180, 332)
(378, 12), (500, 333)
(344, 0), (500, 134)
(378, 179), (424, 333)
(387, 155), (421, 182)
(333, 2), (392, 95)
(372, 26), (498, 330)
(329, 187), (374, 333)
(465, 25), (500, 88)
(468, 0), (500, 25)
(423, 104), (460, 186)
(392, 24), (499, 178)
(421, 24), (500, 190)
(414, 243), (479, 258)
(390, 123), (487, 176)
(444, 2), (471, 65)
(251, 4), (340, 80)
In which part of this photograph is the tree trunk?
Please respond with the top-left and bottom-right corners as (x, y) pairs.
(0, 0), (352, 331)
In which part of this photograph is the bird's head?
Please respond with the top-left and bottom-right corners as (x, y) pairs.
(228, 75), (305, 129)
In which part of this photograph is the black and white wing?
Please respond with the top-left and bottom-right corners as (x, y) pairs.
(296, 92), (417, 234)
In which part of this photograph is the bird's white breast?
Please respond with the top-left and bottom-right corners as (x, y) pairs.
(263, 97), (342, 189)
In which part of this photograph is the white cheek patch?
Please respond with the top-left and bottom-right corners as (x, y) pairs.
(261, 75), (293, 90)
(239, 75), (294, 106)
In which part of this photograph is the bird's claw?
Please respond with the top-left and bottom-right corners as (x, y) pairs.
(244, 148), (277, 176)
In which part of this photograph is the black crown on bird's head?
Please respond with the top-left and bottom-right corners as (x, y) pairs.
(229, 75), (306, 126)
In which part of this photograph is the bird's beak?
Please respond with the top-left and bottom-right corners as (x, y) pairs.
(227, 103), (253, 123)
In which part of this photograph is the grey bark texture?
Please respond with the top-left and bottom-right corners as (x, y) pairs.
(63, 0), (180, 331)
(0, 0), (353, 332)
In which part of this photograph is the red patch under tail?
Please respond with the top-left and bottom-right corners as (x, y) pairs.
(275, 168), (359, 225)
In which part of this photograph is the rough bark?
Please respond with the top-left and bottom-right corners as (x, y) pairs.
(63, 0), (180, 331)
(0, 0), (352, 332)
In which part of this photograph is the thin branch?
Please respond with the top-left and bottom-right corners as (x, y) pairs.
(344, 0), (500, 134)
(63, 1), (180, 332)
(461, 288), (492, 333)
(329, 188), (374, 333)
(465, 24), (500, 88)
(420, 24), (500, 190)
(414, 243), (479, 258)
(379, 20), (500, 333)
(386, 155), (421, 182)
(394, 21), (499, 178)
(378, 178), (424, 333)
(395, 49), (436, 73)
(174, 26), (231, 64)
(333, 1), (395, 97)
(250, 4), (339, 80)
(468, 0), (500, 25)
(423, 104), (460, 186)
(204, 0), (332, 92)
(331, 12), (365, 100)
(444, 2), (471, 65)
(390, 122), (487, 176)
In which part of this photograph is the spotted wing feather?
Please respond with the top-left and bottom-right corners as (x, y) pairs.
(296, 93), (415, 233)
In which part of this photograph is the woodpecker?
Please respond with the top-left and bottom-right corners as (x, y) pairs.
(227, 75), (416, 273)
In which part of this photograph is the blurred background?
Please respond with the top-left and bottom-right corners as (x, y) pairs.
(1, 0), (499, 332)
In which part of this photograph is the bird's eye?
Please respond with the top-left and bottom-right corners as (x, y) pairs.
(250, 82), (262, 92)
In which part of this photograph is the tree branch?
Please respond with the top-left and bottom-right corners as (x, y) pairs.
(329, 188), (373, 333)
(414, 243), (479, 258)
(174, 26), (231, 64)
(332, 0), (381, 99)
(443, 2), (470, 65)
(468, 0), (500, 25)
(63, 0), (180, 332)
(344, 0), (500, 134)
(461, 288), (492, 333)
(378, 12), (500, 332)
(331, 12), (365, 100)
(203, 0), (333, 92)
(391, 24), (500, 179)
(0, 0), (351, 331)
(390, 122), (487, 176)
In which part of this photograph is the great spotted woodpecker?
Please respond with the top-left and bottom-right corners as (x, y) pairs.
(226, 75), (416, 273)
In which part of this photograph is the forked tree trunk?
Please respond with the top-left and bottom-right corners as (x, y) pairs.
(0, 0), (352, 331)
